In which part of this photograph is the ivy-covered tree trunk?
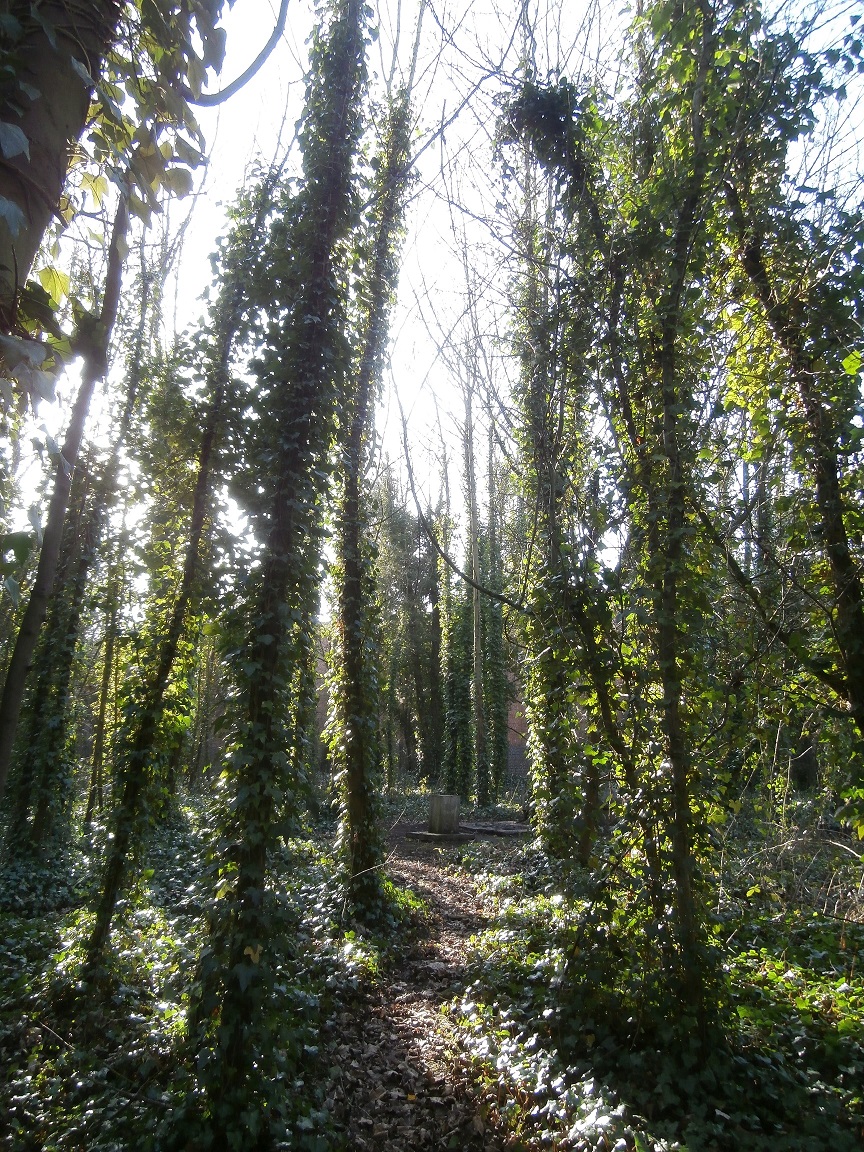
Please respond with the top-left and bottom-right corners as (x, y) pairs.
(0, 1), (122, 327)
(84, 558), (122, 828)
(12, 248), (154, 849)
(331, 90), (412, 917)
(0, 197), (128, 805)
(186, 2), (367, 1138)
(85, 179), (273, 967)
(727, 185), (864, 760)
(6, 459), (92, 848)
(483, 435), (508, 801)
(642, 0), (715, 1025)
(29, 474), (100, 847)
(464, 385), (488, 806)
(442, 577), (474, 800)
(519, 266), (575, 852)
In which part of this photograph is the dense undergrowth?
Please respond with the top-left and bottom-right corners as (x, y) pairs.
(0, 801), (419, 1152)
(1, 793), (862, 1151)
(454, 799), (864, 1151)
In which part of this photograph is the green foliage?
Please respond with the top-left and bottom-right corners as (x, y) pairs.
(0, 804), (384, 1151)
(456, 830), (864, 1152)
(375, 475), (445, 789)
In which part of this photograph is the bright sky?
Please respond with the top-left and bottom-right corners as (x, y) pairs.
(165, 0), (558, 515)
(12, 0), (862, 548)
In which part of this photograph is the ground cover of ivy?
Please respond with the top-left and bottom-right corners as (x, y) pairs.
(2, 793), (861, 1152)
(451, 805), (864, 1152)
(0, 802), (393, 1152)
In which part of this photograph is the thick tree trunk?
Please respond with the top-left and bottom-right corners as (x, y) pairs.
(30, 497), (98, 845)
(0, 2), (121, 326)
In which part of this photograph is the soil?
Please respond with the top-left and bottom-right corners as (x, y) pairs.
(321, 829), (516, 1151)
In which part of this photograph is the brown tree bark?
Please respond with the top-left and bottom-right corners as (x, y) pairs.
(0, 2), (122, 326)
(726, 183), (864, 757)
(0, 197), (127, 803)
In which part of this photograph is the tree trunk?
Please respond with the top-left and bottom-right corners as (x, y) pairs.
(85, 257), (250, 963)
(335, 89), (412, 911)
(0, 2), (122, 326)
(84, 573), (119, 828)
(727, 183), (864, 756)
(0, 198), (127, 802)
(464, 384), (488, 806)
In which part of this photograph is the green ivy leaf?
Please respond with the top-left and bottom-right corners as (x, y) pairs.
(163, 167), (194, 197)
(0, 120), (29, 159)
(842, 350), (862, 376)
(36, 266), (70, 307)
(0, 195), (26, 236)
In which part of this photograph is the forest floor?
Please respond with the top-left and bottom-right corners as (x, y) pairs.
(1, 795), (864, 1151)
(322, 828), (510, 1150)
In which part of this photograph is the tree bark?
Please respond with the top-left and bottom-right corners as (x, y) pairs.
(334, 90), (412, 909)
(0, 197), (127, 802)
(0, 2), (122, 326)
(726, 183), (864, 755)
(464, 384), (488, 806)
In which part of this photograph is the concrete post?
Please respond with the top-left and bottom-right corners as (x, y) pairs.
(429, 793), (460, 834)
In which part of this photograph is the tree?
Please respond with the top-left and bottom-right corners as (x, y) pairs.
(329, 83), (415, 916)
(87, 171), (279, 966)
(185, 1), (368, 1138)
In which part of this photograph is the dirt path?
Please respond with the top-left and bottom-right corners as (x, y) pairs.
(321, 833), (512, 1151)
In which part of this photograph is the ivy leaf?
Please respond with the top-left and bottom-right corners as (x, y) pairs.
(4, 575), (20, 604)
(202, 25), (227, 69)
(36, 266), (70, 307)
(0, 195), (26, 236)
(81, 171), (108, 207)
(0, 333), (48, 370)
(234, 963), (258, 991)
(68, 57), (94, 86)
(27, 505), (43, 547)
(173, 136), (205, 167)
(0, 14), (22, 38)
(0, 121), (29, 160)
(163, 167), (194, 197)
(842, 350), (862, 376)
(187, 53), (205, 100)
(1, 531), (32, 568)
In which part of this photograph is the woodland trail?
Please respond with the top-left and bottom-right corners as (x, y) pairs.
(321, 831), (515, 1151)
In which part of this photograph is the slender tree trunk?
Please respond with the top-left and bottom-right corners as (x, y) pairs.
(84, 576), (119, 828)
(0, 198), (128, 802)
(86, 285), (245, 964)
(335, 90), (412, 911)
(464, 385), (488, 806)
(727, 183), (864, 754)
